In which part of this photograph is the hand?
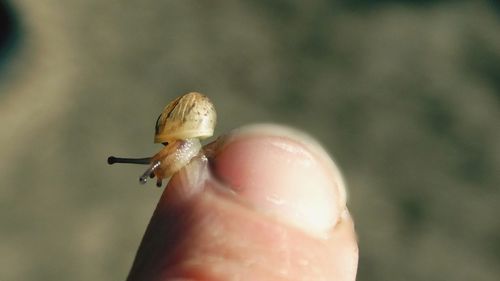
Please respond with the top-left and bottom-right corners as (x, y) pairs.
(127, 124), (358, 281)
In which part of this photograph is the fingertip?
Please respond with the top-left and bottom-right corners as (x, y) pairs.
(211, 124), (349, 237)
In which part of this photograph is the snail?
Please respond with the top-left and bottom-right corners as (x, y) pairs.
(107, 92), (216, 187)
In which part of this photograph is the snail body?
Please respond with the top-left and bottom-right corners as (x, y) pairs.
(108, 92), (216, 187)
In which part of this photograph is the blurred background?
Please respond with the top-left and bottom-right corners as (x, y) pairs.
(0, 0), (499, 280)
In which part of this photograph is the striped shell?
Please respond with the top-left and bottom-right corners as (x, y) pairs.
(154, 92), (216, 143)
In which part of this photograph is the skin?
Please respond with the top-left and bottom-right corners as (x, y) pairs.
(127, 125), (358, 281)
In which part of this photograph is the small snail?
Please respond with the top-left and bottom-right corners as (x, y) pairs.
(107, 92), (216, 187)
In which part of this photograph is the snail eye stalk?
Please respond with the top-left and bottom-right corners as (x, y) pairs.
(107, 156), (151, 165)
(156, 179), (163, 188)
(139, 161), (161, 184)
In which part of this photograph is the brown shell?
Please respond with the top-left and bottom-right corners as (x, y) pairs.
(154, 92), (216, 143)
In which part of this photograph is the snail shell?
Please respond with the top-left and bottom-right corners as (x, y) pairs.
(154, 92), (216, 143)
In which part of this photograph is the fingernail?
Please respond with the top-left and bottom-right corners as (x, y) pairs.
(212, 124), (348, 237)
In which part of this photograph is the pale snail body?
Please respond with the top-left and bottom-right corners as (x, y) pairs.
(108, 92), (216, 187)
